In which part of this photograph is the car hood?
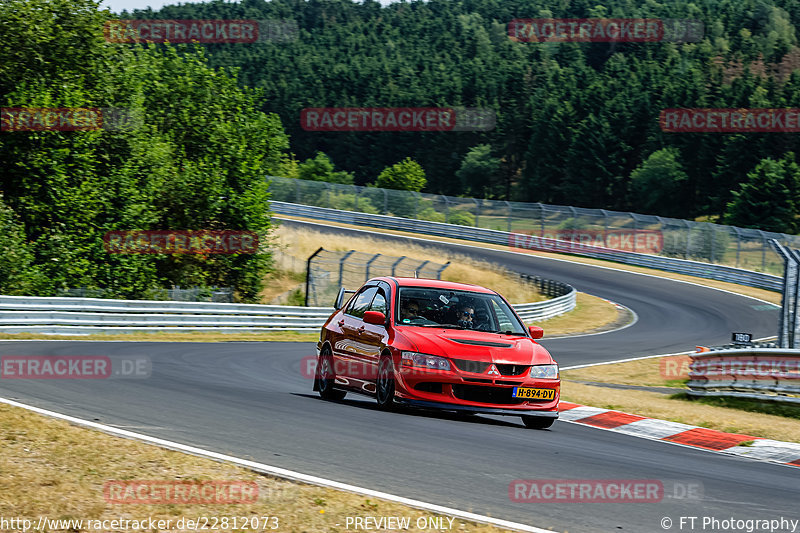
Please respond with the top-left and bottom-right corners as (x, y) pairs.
(396, 327), (554, 365)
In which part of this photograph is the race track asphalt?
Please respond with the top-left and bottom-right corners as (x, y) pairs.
(0, 220), (794, 532)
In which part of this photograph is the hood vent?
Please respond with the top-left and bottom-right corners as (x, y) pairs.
(447, 338), (513, 348)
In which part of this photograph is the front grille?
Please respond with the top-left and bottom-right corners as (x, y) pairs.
(452, 384), (526, 405)
(452, 359), (491, 373)
(496, 364), (529, 376)
(463, 377), (493, 383)
(452, 359), (529, 376)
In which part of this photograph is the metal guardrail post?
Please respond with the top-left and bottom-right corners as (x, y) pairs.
(473, 198), (481, 227)
(338, 250), (356, 288)
(710, 223), (717, 264)
(305, 247), (324, 307)
(769, 240), (795, 348)
(365, 253), (381, 281)
(391, 256), (405, 276)
(790, 248), (800, 348)
(435, 261), (450, 280)
(415, 260), (430, 278)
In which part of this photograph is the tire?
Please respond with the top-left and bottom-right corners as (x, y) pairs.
(376, 355), (396, 410)
(521, 415), (555, 429)
(317, 347), (346, 401)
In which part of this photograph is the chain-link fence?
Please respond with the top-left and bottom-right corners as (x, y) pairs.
(305, 248), (449, 306)
(269, 176), (798, 276)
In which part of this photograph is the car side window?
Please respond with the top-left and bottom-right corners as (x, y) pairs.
(369, 290), (387, 316)
(345, 287), (379, 319)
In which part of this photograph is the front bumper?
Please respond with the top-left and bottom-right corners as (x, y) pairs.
(396, 398), (560, 418)
(395, 365), (560, 413)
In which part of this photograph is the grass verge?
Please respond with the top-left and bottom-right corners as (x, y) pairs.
(0, 403), (507, 532)
(529, 293), (626, 336)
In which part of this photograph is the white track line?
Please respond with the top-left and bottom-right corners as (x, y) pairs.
(0, 396), (551, 533)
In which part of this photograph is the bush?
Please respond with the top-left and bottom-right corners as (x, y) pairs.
(447, 209), (476, 226)
(327, 191), (379, 214)
(418, 207), (445, 222)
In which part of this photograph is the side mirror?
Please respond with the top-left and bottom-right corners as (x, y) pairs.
(363, 311), (386, 326)
(528, 326), (544, 339)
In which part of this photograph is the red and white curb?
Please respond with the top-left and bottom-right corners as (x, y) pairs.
(559, 402), (800, 467)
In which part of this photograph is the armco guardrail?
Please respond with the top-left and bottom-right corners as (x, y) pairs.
(687, 348), (800, 404)
(273, 202), (782, 292)
(0, 288), (573, 334)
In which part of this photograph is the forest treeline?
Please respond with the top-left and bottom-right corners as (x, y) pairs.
(135, 0), (800, 232)
(2, 0), (800, 299)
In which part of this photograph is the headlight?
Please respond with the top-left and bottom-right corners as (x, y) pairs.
(530, 364), (559, 379)
(401, 352), (451, 371)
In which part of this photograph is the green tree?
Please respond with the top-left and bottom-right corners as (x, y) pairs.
(297, 152), (354, 184)
(456, 144), (502, 198)
(375, 158), (426, 191)
(724, 158), (796, 233)
(629, 148), (689, 218)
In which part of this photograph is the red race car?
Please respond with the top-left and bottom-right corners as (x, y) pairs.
(313, 277), (560, 429)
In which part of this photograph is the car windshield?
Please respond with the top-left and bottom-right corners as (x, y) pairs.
(396, 287), (527, 335)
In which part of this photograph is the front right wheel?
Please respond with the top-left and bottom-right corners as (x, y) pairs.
(521, 415), (555, 429)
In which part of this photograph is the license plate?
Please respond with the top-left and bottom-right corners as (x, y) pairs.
(512, 387), (555, 400)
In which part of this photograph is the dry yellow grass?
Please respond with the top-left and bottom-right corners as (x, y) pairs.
(277, 215), (781, 305)
(560, 381), (800, 443)
(0, 403), (510, 533)
(531, 292), (624, 335)
(562, 354), (689, 388)
(273, 223), (544, 303)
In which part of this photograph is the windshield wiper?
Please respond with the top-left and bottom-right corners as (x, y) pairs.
(418, 323), (467, 329)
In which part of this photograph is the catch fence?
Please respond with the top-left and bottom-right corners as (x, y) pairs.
(269, 176), (798, 276)
(305, 248), (449, 306)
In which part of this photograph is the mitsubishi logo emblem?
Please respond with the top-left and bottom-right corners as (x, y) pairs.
(487, 364), (500, 376)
